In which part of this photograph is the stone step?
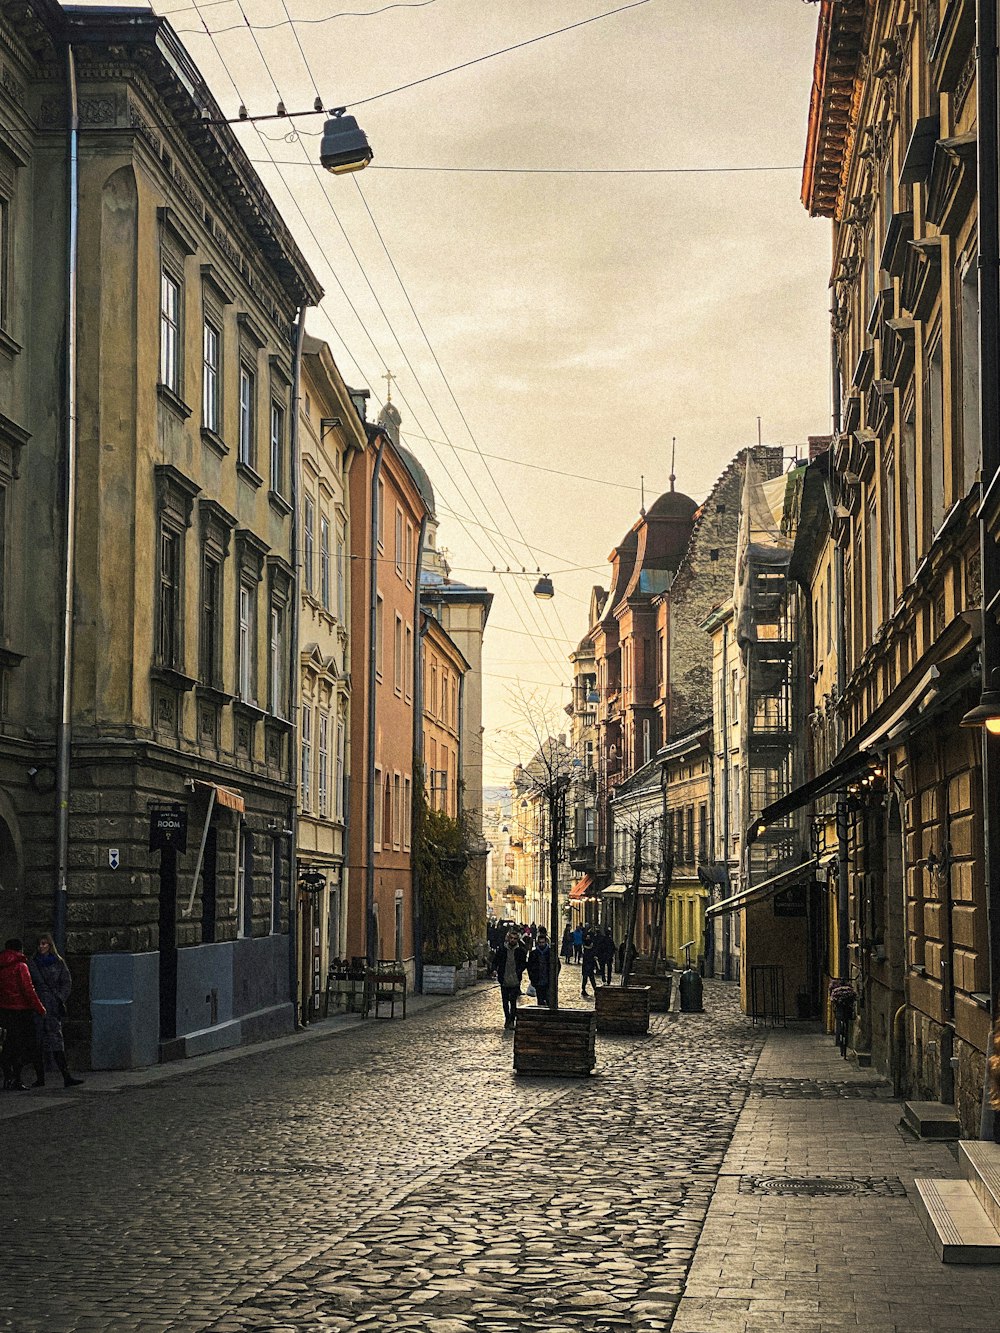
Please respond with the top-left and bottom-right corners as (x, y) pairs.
(960, 1141), (1000, 1235)
(913, 1178), (1000, 1264)
(902, 1100), (961, 1139)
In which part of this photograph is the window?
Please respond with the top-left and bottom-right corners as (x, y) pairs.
(319, 514), (331, 610)
(158, 525), (182, 668)
(0, 195), (9, 331)
(202, 320), (220, 432)
(239, 363), (256, 466)
(403, 776), (412, 848)
(383, 774), (392, 848)
(393, 773), (401, 849)
(376, 594), (384, 677)
(270, 839), (282, 935)
(335, 718), (345, 819)
(336, 526), (346, 619)
(395, 507), (403, 576)
(269, 602), (284, 716)
(318, 713), (329, 818)
(642, 718), (651, 766)
(404, 624), (413, 700)
(303, 495), (315, 594)
(238, 581), (256, 702)
(867, 501), (880, 636)
(699, 804), (708, 861)
(430, 661), (438, 717)
(160, 270), (181, 392)
(884, 464), (896, 613)
(377, 478), (385, 549)
(270, 402), (285, 495)
(373, 764), (382, 848)
(394, 614), (403, 694)
(959, 259), (981, 497)
(200, 552), (222, 685)
(405, 521), (414, 587)
(901, 407), (918, 583)
(236, 826), (253, 939)
(925, 338), (945, 541)
(301, 703), (313, 809)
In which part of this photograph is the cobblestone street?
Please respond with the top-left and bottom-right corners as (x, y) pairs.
(0, 980), (995, 1332)
(0, 981), (761, 1332)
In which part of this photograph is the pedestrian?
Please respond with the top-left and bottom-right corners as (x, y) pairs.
(581, 929), (599, 998)
(989, 1014), (1000, 1142)
(0, 937), (45, 1091)
(28, 933), (83, 1089)
(572, 924), (584, 964)
(560, 925), (573, 964)
(492, 929), (527, 1029)
(527, 929), (559, 1007)
(529, 921), (538, 942)
(596, 927), (615, 985)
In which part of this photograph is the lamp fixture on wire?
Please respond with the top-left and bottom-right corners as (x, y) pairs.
(491, 565), (556, 600)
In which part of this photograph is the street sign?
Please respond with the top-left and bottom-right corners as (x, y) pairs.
(108, 848), (120, 870)
(149, 804), (188, 853)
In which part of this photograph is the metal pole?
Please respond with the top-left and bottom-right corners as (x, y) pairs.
(288, 309), (308, 1020)
(54, 44), (80, 955)
(976, 0), (1000, 1139)
(365, 435), (387, 968)
(410, 523), (428, 993)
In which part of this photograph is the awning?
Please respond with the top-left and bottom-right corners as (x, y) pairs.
(705, 859), (817, 920)
(570, 874), (593, 901)
(193, 779), (245, 814)
(749, 752), (874, 841)
(602, 883), (628, 899)
(505, 885), (526, 900)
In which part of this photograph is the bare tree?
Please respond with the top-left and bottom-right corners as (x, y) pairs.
(491, 688), (575, 1010)
(610, 806), (664, 985)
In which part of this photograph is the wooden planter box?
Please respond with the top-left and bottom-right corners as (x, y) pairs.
(644, 974), (673, 1012)
(422, 964), (459, 995)
(595, 985), (651, 1035)
(513, 1007), (596, 1077)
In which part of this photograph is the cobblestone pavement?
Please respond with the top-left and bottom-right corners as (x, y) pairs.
(0, 980), (762, 1333)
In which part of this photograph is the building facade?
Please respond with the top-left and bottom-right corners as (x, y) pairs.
(295, 336), (363, 1021)
(802, 0), (989, 1131)
(1, 2), (324, 1068)
(421, 612), (467, 821)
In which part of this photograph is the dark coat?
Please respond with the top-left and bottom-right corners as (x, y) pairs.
(595, 932), (615, 963)
(29, 956), (72, 1054)
(527, 946), (560, 987)
(492, 944), (527, 986)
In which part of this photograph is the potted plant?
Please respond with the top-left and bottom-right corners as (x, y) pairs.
(415, 789), (479, 996)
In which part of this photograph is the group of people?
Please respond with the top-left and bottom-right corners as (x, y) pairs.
(488, 919), (617, 1027)
(0, 934), (83, 1091)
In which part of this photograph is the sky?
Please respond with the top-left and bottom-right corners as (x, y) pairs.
(81, 0), (833, 783)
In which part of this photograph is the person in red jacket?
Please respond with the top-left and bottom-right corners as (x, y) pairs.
(0, 937), (45, 1091)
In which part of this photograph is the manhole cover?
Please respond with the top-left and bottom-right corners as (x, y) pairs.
(740, 1175), (906, 1197)
(229, 1164), (339, 1177)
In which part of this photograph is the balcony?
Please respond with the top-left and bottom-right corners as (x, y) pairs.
(569, 843), (596, 872)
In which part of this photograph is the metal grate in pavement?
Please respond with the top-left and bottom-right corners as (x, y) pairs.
(751, 1077), (890, 1099)
(739, 1174), (907, 1197)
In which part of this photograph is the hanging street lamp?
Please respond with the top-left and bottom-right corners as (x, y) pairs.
(320, 109), (374, 175)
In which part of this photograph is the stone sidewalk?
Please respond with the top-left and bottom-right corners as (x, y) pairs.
(672, 1025), (1000, 1333)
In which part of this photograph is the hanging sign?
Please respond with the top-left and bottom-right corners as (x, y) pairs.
(149, 804), (188, 853)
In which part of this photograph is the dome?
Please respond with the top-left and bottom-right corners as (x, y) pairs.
(646, 489), (698, 520)
(377, 400), (402, 446)
(395, 442), (436, 519)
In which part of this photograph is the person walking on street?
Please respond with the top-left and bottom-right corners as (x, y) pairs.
(560, 925), (573, 965)
(492, 929), (527, 1028)
(28, 934), (83, 1089)
(581, 929), (600, 998)
(596, 927), (615, 986)
(0, 938), (45, 1091)
(527, 929), (559, 1007)
(572, 924), (584, 964)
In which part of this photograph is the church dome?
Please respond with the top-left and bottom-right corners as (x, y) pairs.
(646, 489), (697, 520)
(396, 443), (436, 520)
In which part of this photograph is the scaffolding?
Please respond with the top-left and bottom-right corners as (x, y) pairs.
(735, 458), (808, 888)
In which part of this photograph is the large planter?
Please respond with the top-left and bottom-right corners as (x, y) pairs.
(643, 974), (673, 1012)
(422, 964), (459, 995)
(513, 1007), (597, 1077)
(595, 984), (651, 1035)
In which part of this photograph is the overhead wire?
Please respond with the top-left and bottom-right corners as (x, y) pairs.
(168, 0), (440, 28)
(251, 158), (802, 174)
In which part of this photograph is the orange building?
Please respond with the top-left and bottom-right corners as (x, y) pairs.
(421, 612), (468, 821)
(346, 397), (429, 981)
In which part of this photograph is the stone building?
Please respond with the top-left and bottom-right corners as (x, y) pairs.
(295, 336), (364, 1022)
(566, 619), (600, 916)
(0, 2), (323, 1068)
(802, 0), (989, 1132)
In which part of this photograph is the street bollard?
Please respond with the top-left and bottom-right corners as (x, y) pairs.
(678, 939), (704, 1013)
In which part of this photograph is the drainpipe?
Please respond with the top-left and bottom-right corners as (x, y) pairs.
(834, 535), (850, 985)
(365, 434), (387, 968)
(720, 620), (732, 980)
(288, 309), (308, 1021)
(54, 45), (80, 955)
(976, 0), (1000, 1140)
(409, 517), (428, 991)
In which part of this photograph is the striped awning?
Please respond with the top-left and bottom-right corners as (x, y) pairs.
(193, 780), (245, 813)
(569, 874), (593, 901)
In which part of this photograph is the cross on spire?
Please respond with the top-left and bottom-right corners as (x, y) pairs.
(382, 369), (396, 403)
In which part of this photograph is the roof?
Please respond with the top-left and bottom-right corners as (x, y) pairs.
(59, 4), (322, 306)
(801, 0), (870, 219)
(646, 489), (698, 521)
(395, 443), (436, 519)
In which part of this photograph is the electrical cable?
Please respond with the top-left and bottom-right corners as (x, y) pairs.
(251, 158), (802, 174)
(401, 432), (655, 495)
(169, 0), (440, 28)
